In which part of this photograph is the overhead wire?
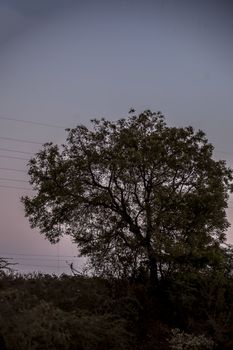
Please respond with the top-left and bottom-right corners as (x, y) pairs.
(0, 112), (233, 154)
(0, 116), (75, 273)
(214, 150), (233, 156)
(0, 147), (34, 155)
(0, 154), (29, 161)
(0, 185), (32, 190)
(0, 177), (28, 183)
(0, 115), (66, 129)
(0, 136), (43, 145)
(0, 252), (77, 257)
(0, 116), (233, 157)
(18, 263), (69, 269)
(0, 167), (27, 173)
(1, 256), (76, 262)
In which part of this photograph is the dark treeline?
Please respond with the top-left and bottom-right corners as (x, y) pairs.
(0, 261), (232, 350)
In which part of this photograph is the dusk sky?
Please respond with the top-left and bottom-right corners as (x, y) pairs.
(0, 0), (233, 274)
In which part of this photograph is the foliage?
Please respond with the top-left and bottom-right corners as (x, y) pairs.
(22, 110), (233, 283)
(0, 270), (232, 349)
(168, 329), (214, 350)
(161, 256), (233, 349)
(0, 257), (16, 276)
(0, 274), (134, 350)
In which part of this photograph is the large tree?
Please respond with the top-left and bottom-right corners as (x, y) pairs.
(22, 110), (233, 283)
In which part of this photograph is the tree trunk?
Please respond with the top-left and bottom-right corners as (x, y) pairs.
(147, 246), (158, 286)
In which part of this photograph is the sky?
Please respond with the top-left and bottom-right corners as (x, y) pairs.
(0, 0), (232, 274)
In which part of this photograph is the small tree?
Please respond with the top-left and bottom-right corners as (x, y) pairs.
(22, 110), (233, 283)
(0, 257), (16, 275)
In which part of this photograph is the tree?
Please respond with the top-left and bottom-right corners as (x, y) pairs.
(0, 257), (16, 275)
(22, 110), (233, 284)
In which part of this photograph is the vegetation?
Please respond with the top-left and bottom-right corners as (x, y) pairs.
(2, 109), (229, 349)
(0, 267), (232, 349)
(22, 110), (233, 284)
(0, 257), (17, 275)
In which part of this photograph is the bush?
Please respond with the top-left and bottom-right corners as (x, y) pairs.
(168, 329), (214, 350)
(0, 285), (134, 350)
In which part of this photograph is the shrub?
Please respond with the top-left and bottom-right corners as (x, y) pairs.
(168, 329), (214, 350)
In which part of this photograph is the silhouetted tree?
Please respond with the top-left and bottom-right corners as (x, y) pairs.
(22, 110), (233, 284)
(0, 258), (16, 275)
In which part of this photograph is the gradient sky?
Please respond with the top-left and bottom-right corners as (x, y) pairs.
(0, 0), (233, 274)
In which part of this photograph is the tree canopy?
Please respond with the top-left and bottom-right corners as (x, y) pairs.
(22, 110), (233, 283)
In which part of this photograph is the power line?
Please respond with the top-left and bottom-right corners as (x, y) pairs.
(18, 263), (69, 269)
(214, 150), (233, 156)
(0, 252), (77, 258)
(0, 155), (29, 161)
(0, 147), (34, 155)
(0, 136), (232, 158)
(0, 177), (28, 183)
(0, 167), (27, 173)
(0, 114), (233, 156)
(3, 256), (76, 262)
(0, 185), (31, 190)
(0, 136), (43, 145)
(0, 115), (66, 129)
